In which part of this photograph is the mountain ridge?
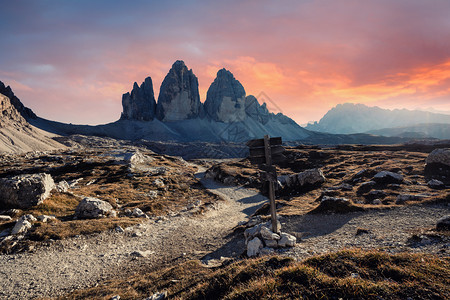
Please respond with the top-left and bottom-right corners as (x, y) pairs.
(306, 103), (450, 134)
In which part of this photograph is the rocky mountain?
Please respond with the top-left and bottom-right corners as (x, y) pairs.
(120, 77), (156, 121)
(0, 84), (64, 153)
(0, 81), (36, 120)
(204, 68), (246, 122)
(156, 60), (204, 121)
(306, 103), (450, 134)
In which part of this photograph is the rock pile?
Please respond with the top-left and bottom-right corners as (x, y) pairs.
(0, 173), (55, 208)
(244, 219), (296, 257)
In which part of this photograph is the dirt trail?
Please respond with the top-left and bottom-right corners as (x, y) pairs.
(0, 168), (448, 299)
(0, 171), (268, 299)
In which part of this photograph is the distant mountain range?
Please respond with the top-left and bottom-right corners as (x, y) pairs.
(2, 61), (449, 154)
(305, 103), (450, 135)
(29, 60), (311, 143)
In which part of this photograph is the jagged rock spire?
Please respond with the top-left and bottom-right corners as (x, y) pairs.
(156, 60), (204, 121)
(121, 77), (156, 121)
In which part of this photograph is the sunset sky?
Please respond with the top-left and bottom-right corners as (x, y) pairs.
(1, 0), (449, 125)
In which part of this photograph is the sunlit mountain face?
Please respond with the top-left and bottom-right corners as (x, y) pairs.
(1, 0), (449, 125)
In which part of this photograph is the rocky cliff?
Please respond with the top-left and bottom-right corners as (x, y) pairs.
(204, 68), (246, 123)
(156, 60), (204, 121)
(121, 77), (156, 121)
(0, 89), (64, 153)
(0, 81), (36, 120)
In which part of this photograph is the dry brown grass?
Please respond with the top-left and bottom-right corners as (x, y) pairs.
(208, 145), (449, 216)
(55, 249), (450, 300)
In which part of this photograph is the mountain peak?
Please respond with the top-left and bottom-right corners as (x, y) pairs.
(156, 61), (203, 121)
(0, 80), (37, 120)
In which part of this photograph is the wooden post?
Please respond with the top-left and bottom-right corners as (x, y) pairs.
(264, 135), (279, 233)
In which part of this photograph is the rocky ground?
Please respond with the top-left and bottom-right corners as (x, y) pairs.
(0, 140), (448, 299)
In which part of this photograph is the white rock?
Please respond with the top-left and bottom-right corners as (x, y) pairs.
(132, 207), (147, 218)
(37, 215), (56, 223)
(153, 179), (165, 188)
(11, 219), (32, 235)
(0, 173), (55, 208)
(0, 215), (12, 221)
(260, 226), (280, 241)
(55, 180), (69, 192)
(247, 237), (263, 257)
(110, 295), (120, 300)
(21, 214), (37, 223)
(147, 191), (158, 199)
(145, 291), (167, 300)
(278, 232), (296, 247)
(75, 197), (117, 219)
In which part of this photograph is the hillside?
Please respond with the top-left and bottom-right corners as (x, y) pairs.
(306, 103), (450, 134)
(367, 123), (450, 139)
(0, 91), (64, 154)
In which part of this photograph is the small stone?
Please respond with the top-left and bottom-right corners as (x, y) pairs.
(110, 296), (120, 300)
(278, 232), (296, 247)
(247, 237), (263, 257)
(372, 199), (382, 205)
(357, 181), (376, 194)
(145, 291), (167, 300)
(11, 219), (32, 235)
(0, 215), (12, 221)
(427, 179), (445, 189)
(436, 215), (450, 231)
(115, 226), (124, 233)
(396, 194), (424, 204)
(132, 207), (147, 218)
(130, 250), (154, 258)
(260, 226), (280, 241)
(55, 180), (69, 193)
(153, 179), (165, 188)
(37, 215), (56, 223)
(373, 171), (404, 184)
(260, 247), (275, 255)
(264, 239), (278, 248)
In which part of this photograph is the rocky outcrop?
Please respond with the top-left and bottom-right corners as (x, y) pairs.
(0, 81), (37, 120)
(121, 77), (156, 121)
(204, 68), (246, 123)
(244, 95), (269, 124)
(0, 173), (55, 209)
(156, 60), (203, 121)
(75, 197), (116, 219)
(425, 148), (450, 184)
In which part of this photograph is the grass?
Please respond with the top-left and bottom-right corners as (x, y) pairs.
(56, 249), (450, 300)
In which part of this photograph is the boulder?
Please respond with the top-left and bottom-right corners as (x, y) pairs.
(247, 237), (263, 257)
(121, 77), (157, 121)
(427, 179), (445, 189)
(125, 150), (155, 173)
(278, 232), (296, 247)
(357, 181), (376, 194)
(426, 148), (450, 166)
(436, 215), (450, 231)
(75, 197), (117, 219)
(278, 168), (325, 192)
(156, 60), (204, 121)
(11, 218), (32, 235)
(264, 239), (278, 248)
(372, 199), (382, 205)
(204, 68), (246, 123)
(373, 171), (404, 184)
(0, 173), (55, 208)
(259, 226), (280, 241)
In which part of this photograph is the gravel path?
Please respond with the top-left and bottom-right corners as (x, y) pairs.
(0, 170), (448, 299)
(0, 172), (267, 299)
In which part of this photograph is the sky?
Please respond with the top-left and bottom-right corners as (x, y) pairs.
(0, 0), (449, 125)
